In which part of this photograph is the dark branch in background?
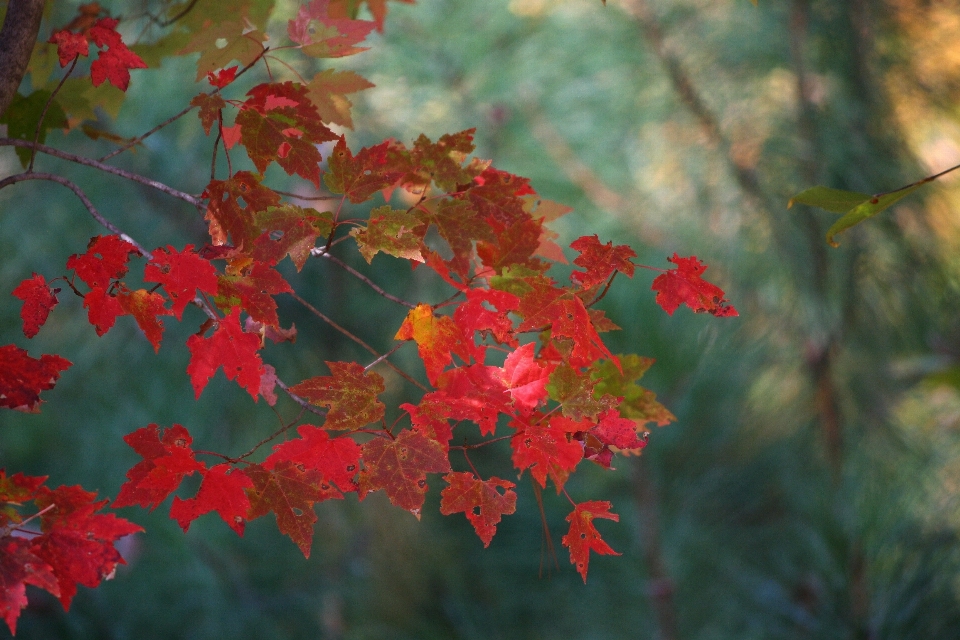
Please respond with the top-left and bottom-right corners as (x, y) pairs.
(0, 138), (203, 208)
(311, 248), (418, 309)
(0, 0), (45, 117)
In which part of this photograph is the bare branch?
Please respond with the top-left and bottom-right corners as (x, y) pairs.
(311, 248), (417, 309)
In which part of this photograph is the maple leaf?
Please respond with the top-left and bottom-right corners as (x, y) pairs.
(500, 342), (555, 413)
(510, 414), (585, 491)
(0, 90), (69, 167)
(0, 345), (71, 413)
(570, 234), (637, 289)
(81, 285), (124, 336)
(0, 537), (59, 635)
(395, 304), (479, 387)
(324, 137), (406, 203)
(358, 430), (451, 518)
(476, 215), (547, 276)
(403, 129), (484, 193)
(48, 30), (90, 66)
(562, 500), (620, 583)
(203, 172), (281, 249)
(113, 424), (206, 510)
(467, 166), (536, 227)
(592, 408), (648, 450)
(328, 0), (414, 32)
(117, 287), (169, 352)
(288, 0), (376, 58)
(305, 69), (374, 128)
(236, 82), (337, 187)
(206, 65), (238, 88)
(265, 425), (361, 492)
(179, 20), (267, 81)
(215, 261), (292, 328)
(351, 205), (424, 263)
(245, 461), (341, 558)
(170, 464), (254, 535)
(186, 308), (265, 400)
(190, 93), (227, 135)
(86, 18), (148, 91)
(546, 363), (617, 420)
(289, 362), (385, 431)
(431, 364), (513, 436)
(12, 274), (60, 338)
(651, 254), (738, 317)
(144, 245), (219, 320)
(418, 198), (494, 279)
(400, 398), (454, 447)
(32, 484), (143, 609)
(591, 355), (675, 427)
(439, 472), (517, 547)
(452, 287), (520, 347)
(252, 205), (333, 271)
(66, 235), (138, 289)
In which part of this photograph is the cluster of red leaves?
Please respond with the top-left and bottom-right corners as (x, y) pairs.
(0, 471), (141, 635)
(0, 1), (740, 628)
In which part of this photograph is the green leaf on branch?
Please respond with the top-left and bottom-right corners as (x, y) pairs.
(0, 91), (68, 168)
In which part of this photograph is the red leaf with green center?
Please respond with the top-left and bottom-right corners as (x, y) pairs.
(215, 262), (292, 328)
(403, 129), (484, 193)
(236, 82), (337, 187)
(510, 414), (585, 490)
(203, 172), (281, 250)
(186, 308), (264, 399)
(0, 537), (58, 634)
(289, 362), (385, 431)
(33, 484), (143, 608)
(440, 472), (517, 547)
(12, 273), (59, 338)
(570, 234), (637, 289)
(545, 363), (619, 420)
(0, 345), (71, 413)
(500, 342), (555, 413)
(191, 93), (226, 135)
(395, 304), (479, 387)
(117, 287), (169, 352)
(113, 424), (205, 510)
(305, 69), (374, 128)
(562, 500), (620, 583)
(265, 425), (361, 492)
(170, 464), (254, 535)
(452, 288), (520, 347)
(87, 18), (147, 91)
(651, 254), (738, 317)
(324, 136), (406, 203)
(66, 235), (138, 289)
(82, 285), (124, 336)
(252, 205), (333, 271)
(144, 245), (219, 321)
(244, 461), (342, 558)
(351, 205), (424, 263)
(358, 430), (451, 518)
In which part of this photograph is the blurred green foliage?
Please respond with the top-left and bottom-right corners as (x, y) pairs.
(4, 0), (960, 638)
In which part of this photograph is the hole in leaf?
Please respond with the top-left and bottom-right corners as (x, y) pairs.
(293, 508), (303, 516)
(215, 38), (229, 49)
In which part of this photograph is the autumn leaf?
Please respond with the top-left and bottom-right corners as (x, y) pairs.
(87, 18), (148, 91)
(500, 342), (555, 413)
(170, 464), (254, 535)
(419, 198), (494, 279)
(245, 461), (342, 558)
(569, 234), (637, 289)
(591, 355), (675, 427)
(143, 245), (219, 320)
(0, 537), (58, 635)
(186, 308), (265, 399)
(0, 345), (71, 413)
(191, 93), (226, 135)
(650, 254), (738, 317)
(180, 20), (267, 81)
(324, 137), (406, 203)
(510, 414), (585, 491)
(395, 304), (479, 386)
(113, 424), (206, 510)
(203, 172), (281, 249)
(452, 287), (520, 347)
(214, 261), (292, 328)
(288, 0), (376, 58)
(66, 235), (139, 289)
(289, 362), (385, 431)
(264, 425), (361, 492)
(358, 430), (451, 518)
(592, 408), (648, 450)
(48, 30), (89, 66)
(440, 472), (517, 547)
(351, 205), (425, 263)
(206, 66), (238, 88)
(12, 274), (60, 338)
(81, 285), (124, 336)
(431, 364), (513, 436)
(252, 205), (333, 271)
(545, 363), (617, 420)
(467, 166), (536, 226)
(117, 287), (169, 352)
(403, 129), (483, 193)
(562, 500), (620, 583)
(305, 69), (374, 128)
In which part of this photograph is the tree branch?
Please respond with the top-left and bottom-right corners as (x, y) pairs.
(0, 0), (45, 118)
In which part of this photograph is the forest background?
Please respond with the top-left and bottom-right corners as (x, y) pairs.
(3, 0), (960, 638)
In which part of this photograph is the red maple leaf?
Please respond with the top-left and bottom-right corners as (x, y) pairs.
(592, 408), (648, 450)
(289, 362), (385, 431)
(264, 425), (361, 492)
(117, 287), (169, 352)
(48, 30), (89, 66)
(186, 308), (264, 400)
(0, 345), (71, 413)
(510, 414), (585, 491)
(12, 274), (59, 338)
(467, 166), (536, 226)
(252, 205), (332, 271)
(144, 245), (219, 320)
(418, 198), (495, 279)
(452, 287), (520, 347)
(203, 172), (281, 250)
(500, 342), (555, 413)
(81, 285), (124, 336)
(439, 472), (517, 547)
(431, 364), (513, 437)
(33, 484), (143, 609)
(215, 261), (292, 328)
(570, 234), (637, 289)
(66, 235), (138, 290)
(475, 215), (547, 276)
(650, 254), (738, 317)
(191, 93), (227, 135)
(395, 304), (479, 387)
(352, 205), (425, 264)
(244, 461), (342, 558)
(113, 424), (206, 510)
(324, 136), (405, 203)
(0, 537), (59, 634)
(403, 129), (482, 193)
(288, 0), (376, 58)
(86, 18), (147, 91)
(358, 430), (451, 518)
(206, 65), (238, 88)
(170, 464), (254, 535)
(562, 500), (620, 583)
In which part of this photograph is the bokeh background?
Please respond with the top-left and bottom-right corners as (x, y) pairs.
(3, 0), (960, 637)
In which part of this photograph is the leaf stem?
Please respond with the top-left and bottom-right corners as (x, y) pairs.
(27, 57), (77, 172)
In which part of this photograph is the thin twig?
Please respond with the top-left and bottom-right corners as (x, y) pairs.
(311, 249), (417, 309)
(28, 57), (78, 172)
(273, 189), (340, 201)
(274, 377), (327, 417)
(0, 138), (202, 208)
(0, 172), (152, 256)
